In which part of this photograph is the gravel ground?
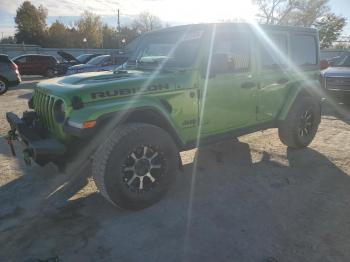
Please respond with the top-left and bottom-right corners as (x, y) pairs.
(0, 77), (349, 262)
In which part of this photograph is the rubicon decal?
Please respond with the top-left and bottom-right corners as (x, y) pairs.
(91, 83), (170, 99)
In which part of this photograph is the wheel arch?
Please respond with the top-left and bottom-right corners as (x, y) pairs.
(277, 81), (321, 121)
(0, 75), (9, 84)
(100, 107), (185, 149)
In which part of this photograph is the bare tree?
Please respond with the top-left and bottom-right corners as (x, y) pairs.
(132, 12), (162, 34)
(254, 0), (347, 48)
(285, 0), (330, 26)
(314, 13), (347, 48)
(254, 0), (330, 26)
(254, 0), (300, 25)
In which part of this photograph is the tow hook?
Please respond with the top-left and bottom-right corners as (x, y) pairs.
(23, 149), (32, 166)
(6, 130), (17, 156)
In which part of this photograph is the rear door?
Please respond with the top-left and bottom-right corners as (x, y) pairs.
(37, 56), (50, 74)
(28, 55), (42, 75)
(256, 32), (291, 121)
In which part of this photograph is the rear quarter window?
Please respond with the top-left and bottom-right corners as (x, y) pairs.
(260, 34), (288, 69)
(291, 34), (317, 66)
(16, 56), (27, 63)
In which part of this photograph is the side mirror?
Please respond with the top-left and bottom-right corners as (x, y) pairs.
(201, 53), (231, 78)
(320, 59), (329, 70)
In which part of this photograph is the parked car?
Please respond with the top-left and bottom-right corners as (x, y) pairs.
(66, 54), (128, 75)
(53, 51), (103, 76)
(320, 49), (349, 66)
(12, 54), (58, 77)
(320, 52), (350, 104)
(6, 23), (322, 210)
(0, 54), (21, 95)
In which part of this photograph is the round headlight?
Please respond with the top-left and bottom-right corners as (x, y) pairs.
(54, 99), (65, 123)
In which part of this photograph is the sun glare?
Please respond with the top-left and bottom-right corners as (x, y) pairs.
(145, 0), (258, 24)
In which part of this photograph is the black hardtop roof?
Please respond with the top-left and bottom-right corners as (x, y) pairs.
(148, 22), (318, 35)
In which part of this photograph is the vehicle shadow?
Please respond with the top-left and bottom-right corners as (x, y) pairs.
(322, 101), (350, 124)
(11, 76), (43, 91)
(0, 139), (349, 261)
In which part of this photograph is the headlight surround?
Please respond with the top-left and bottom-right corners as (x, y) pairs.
(71, 96), (84, 109)
(54, 99), (65, 123)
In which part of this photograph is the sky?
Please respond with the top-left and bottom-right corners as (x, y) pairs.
(0, 0), (349, 38)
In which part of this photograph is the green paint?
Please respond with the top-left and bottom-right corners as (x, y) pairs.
(31, 23), (321, 147)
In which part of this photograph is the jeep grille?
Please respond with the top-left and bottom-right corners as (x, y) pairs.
(33, 89), (59, 132)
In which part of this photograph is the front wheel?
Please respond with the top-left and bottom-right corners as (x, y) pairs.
(0, 78), (8, 95)
(278, 97), (321, 148)
(92, 123), (179, 210)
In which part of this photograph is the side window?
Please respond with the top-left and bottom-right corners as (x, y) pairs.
(36, 56), (44, 63)
(213, 32), (251, 73)
(102, 57), (112, 66)
(260, 34), (288, 69)
(16, 56), (27, 63)
(291, 35), (317, 66)
(28, 56), (37, 63)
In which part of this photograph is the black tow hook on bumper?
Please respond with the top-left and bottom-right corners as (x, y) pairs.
(5, 112), (66, 166)
(6, 130), (17, 156)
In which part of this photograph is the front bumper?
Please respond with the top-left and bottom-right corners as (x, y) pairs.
(324, 89), (350, 104)
(323, 76), (350, 103)
(6, 112), (66, 165)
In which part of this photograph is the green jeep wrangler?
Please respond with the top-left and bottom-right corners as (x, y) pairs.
(6, 23), (321, 209)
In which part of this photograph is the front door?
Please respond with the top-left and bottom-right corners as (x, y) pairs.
(200, 26), (258, 135)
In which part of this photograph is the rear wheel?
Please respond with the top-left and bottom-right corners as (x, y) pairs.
(0, 78), (8, 95)
(278, 97), (321, 148)
(92, 123), (179, 210)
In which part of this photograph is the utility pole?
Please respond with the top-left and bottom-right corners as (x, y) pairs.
(117, 9), (121, 49)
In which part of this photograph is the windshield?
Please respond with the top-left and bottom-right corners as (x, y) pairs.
(333, 54), (350, 67)
(87, 55), (109, 65)
(127, 28), (203, 68)
(77, 54), (93, 63)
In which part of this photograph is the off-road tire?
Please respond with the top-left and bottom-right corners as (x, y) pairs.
(92, 123), (179, 210)
(278, 96), (321, 148)
(0, 77), (8, 95)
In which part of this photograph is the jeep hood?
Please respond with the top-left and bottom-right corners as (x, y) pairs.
(36, 70), (183, 104)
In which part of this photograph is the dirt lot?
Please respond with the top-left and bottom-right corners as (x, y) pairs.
(0, 77), (349, 262)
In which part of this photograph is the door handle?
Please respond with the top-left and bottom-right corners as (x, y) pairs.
(277, 77), (289, 84)
(241, 81), (256, 89)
